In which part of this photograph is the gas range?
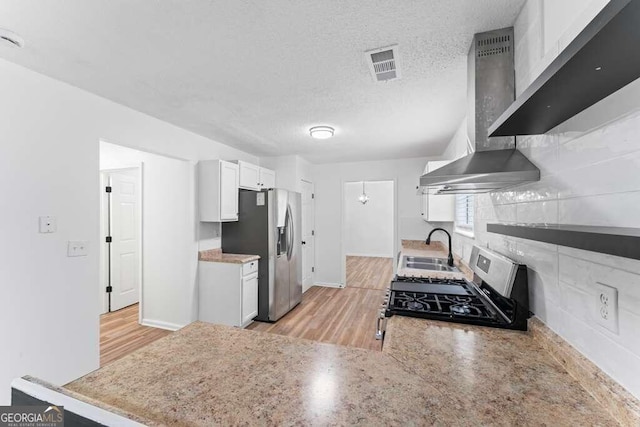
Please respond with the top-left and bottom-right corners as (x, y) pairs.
(376, 247), (530, 340)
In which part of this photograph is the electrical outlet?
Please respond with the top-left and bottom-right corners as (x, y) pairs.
(594, 282), (618, 334)
(67, 241), (89, 257)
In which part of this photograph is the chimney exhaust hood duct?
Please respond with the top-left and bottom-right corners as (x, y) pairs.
(421, 28), (539, 194)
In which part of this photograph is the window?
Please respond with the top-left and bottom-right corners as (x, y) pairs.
(455, 194), (474, 235)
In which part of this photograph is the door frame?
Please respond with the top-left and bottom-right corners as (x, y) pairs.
(300, 179), (315, 292)
(99, 165), (143, 322)
(340, 178), (398, 287)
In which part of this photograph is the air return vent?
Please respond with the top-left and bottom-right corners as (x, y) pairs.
(366, 45), (401, 82)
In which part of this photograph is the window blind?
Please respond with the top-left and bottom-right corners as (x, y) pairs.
(455, 194), (474, 231)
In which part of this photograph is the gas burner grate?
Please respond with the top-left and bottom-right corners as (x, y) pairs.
(389, 290), (497, 321)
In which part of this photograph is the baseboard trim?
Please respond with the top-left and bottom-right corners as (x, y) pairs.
(313, 282), (344, 289)
(346, 253), (394, 258)
(530, 317), (640, 426)
(140, 318), (184, 331)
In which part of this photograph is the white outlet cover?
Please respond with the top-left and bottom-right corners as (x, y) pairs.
(39, 216), (57, 233)
(594, 282), (619, 334)
(67, 241), (89, 257)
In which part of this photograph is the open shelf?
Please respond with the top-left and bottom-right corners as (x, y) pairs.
(487, 223), (640, 260)
(488, 0), (640, 137)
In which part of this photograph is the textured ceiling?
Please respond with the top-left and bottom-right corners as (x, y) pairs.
(0, 0), (525, 163)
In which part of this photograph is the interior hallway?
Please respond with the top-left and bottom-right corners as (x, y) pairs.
(247, 256), (394, 351)
(100, 304), (172, 367)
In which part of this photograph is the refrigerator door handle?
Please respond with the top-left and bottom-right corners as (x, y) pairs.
(286, 204), (294, 260)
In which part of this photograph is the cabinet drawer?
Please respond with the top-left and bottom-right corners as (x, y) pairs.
(243, 260), (259, 276)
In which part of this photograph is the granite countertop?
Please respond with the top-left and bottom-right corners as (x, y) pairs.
(396, 240), (472, 280)
(64, 320), (620, 426)
(198, 248), (259, 264)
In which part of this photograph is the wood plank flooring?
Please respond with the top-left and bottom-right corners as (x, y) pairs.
(100, 304), (172, 367)
(345, 256), (394, 289)
(248, 256), (394, 351)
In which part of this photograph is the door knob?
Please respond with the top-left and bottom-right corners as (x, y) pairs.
(302, 241), (306, 245)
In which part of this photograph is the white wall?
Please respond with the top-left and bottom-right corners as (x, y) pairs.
(100, 142), (196, 330)
(313, 157), (452, 286)
(0, 58), (257, 405)
(446, 0), (640, 399)
(344, 181), (394, 258)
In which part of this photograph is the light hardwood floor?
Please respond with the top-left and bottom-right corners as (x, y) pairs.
(248, 256), (394, 351)
(100, 304), (172, 367)
(345, 256), (394, 290)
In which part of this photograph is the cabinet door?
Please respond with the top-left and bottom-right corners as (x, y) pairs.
(421, 193), (429, 222)
(424, 161), (454, 222)
(220, 161), (239, 221)
(241, 273), (258, 326)
(238, 161), (260, 191)
(259, 168), (276, 189)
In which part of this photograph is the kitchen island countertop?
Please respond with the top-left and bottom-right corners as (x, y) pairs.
(64, 319), (620, 426)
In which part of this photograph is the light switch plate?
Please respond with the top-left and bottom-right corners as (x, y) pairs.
(68, 241), (89, 257)
(39, 216), (56, 233)
(594, 282), (619, 334)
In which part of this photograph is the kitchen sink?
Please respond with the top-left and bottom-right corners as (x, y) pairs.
(401, 256), (460, 273)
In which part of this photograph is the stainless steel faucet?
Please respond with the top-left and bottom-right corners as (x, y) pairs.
(426, 228), (454, 267)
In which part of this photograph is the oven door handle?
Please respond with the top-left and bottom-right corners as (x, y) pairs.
(375, 310), (386, 340)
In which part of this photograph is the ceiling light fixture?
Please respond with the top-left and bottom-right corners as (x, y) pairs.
(309, 126), (334, 140)
(0, 29), (24, 48)
(358, 181), (370, 205)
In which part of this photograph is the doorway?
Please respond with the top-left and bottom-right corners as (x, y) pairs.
(100, 167), (142, 314)
(301, 180), (315, 293)
(343, 180), (395, 290)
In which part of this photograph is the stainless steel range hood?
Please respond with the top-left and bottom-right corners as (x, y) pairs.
(420, 149), (540, 194)
(421, 28), (540, 194)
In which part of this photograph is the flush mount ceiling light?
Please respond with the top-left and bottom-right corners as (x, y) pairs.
(358, 181), (370, 205)
(0, 29), (24, 48)
(309, 126), (334, 140)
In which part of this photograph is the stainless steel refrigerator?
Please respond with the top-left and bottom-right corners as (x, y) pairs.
(222, 189), (302, 322)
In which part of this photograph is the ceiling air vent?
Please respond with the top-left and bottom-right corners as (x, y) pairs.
(366, 45), (401, 82)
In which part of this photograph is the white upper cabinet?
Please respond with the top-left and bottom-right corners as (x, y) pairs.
(198, 160), (239, 222)
(235, 161), (276, 191)
(259, 167), (276, 189)
(422, 161), (455, 222)
(237, 161), (261, 190)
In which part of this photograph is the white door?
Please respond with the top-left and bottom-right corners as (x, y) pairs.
(107, 169), (141, 311)
(301, 180), (315, 292)
(220, 161), (239, 221)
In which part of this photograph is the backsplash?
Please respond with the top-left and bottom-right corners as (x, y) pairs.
(451, 0), (640, 399)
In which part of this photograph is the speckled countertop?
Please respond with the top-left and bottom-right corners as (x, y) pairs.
(65, 319), (620, 426)
(397, 240), (472, 280)
(198, 248), (259, 264)
(384, 316), (618, 426)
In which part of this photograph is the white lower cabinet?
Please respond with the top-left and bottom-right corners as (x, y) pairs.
(198, 259), (259, 328)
